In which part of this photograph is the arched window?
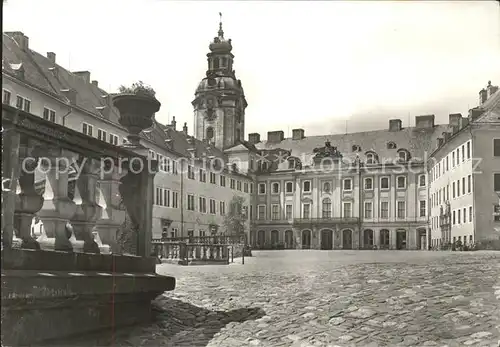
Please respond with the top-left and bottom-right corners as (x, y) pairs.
(398, 149), (410, 162)
(206, 127), (214, 140)
(221, 57), (227, 67)
(365, 152), (378, 164)
(213, 58), (219, 69)
(322, 198), (332, 218)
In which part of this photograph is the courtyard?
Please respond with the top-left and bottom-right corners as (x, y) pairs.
(69, 251), (500, 347)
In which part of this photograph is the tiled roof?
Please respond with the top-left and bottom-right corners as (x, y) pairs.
(254, 125), (453, 165)
(2, 31), (227, 162)
(476, 88), (500, 123)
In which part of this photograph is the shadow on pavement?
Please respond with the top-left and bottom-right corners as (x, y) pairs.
(46, 296), (266, 347)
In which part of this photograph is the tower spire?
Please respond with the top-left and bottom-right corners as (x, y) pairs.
(218, 12), (224, 38)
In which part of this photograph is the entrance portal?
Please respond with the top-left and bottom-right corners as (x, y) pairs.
(363, 229), (374, 249)
(302, 230), (311, 249)
(396, 230), (407, 250)
(320, 229), (333, 250)
(285, 230), (294, 249)
(257, 230), (266, 248)
(342, 229), (353, 249)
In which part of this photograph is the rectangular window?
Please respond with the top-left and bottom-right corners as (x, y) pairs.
(380, 201), (389, 219)
(199, 197), (206, 213)
(343, 202), (352, 218)
(199, 169), (206, 182)
(271, 204), (280, 220)
(457, 209), (461, 224)
(244, 182), (249, 193)
(257, 205), (266, 220)
(494, 173), (500, 192)
(285, 204), (292, 220)
(210, 172), (216, 184)
(303, 180), (311, 192)
(187, 165), (195, 180)
(468, 175), (471, 193)
(397, 201), (406, 219)
(2, 89), (11, 104)
(452, 152), (455, 167)
(97, 129), (107, 142)
(452, 210), (456, 225)
(462, 177), (466, 195)
(469, 206), (473, 222)
(463, 207), (467, 223)
(187, 194), (195, 211)
(457, 180), (460, 197)
(364, 202), (373, 219)
(109, 133), (119, 145)
(271, 182), (280, 194)
(258, 183), (266, 195)
(237, 181), (242, 191)
(380, 177), (390, 190)
(302, 203), (311, 218)
(286, 181), (294, 193)
(250, 183), (254, 194)
(164, 189), (170, 207)
(82, 123), (93, 136)
(494, 139), (500, 157)
(461, 144), (465, 162)
(220, 201), (226, 215)
(43, 107), (56, 122)
(446, 156), (449, 171)
(209, 199), (216, 214)
(15, 95), (31, 112)
(419, 200), (426, 217)
(397, 176), (406, 189)
(230, 179), (236, 189)
(419, 175), (426, 187)
(220, 175), (226, 187)
(452, 182), (456, 198)
(343, 178), (352, 191)
(364, 177), (373, 190)
(172, 191), (178, 208)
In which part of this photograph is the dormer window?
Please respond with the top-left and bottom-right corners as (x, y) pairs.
(288, 159), (295, 169)
(262, 161), (268, 171)
(365, 151), (378, 165)
(387, 141), (397, 149)
(352, 145), (362, 152)
(397, 149), (410, 162)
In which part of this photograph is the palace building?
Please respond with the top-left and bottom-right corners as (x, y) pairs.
(3, 21), (498, 251)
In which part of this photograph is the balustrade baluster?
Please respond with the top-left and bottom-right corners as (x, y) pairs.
(37, 148), (77, 251)
(95, 161), (126, 253)
(14, 137), (43, 249)
(70, 157), (103, 253)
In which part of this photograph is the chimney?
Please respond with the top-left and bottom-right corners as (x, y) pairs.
(292, 128), (305, 140)
(389, 119), (402, 132)
(462, 118), (469, 128)
(487, 81), (499, 98)
(267, 130), (285, 143)
(443, 132), (451, 141)
(437, 138), (444, 147)
(91, 80), (98, 87)
(415, 115), (435, 129)
(469, 107), (483, 122)
(452, 125), (460, 134)
(6, 32), (29, 51)
(73, 71), (90, 83)
(248, 133), (261, 144)
(448, 113), (462, 128)
(479, 88), (488, 105)
(171, 116), (177, 130)
(47, 52), (56, 64)
(183, 122), (188, 135)
(61, 88), (77, 104)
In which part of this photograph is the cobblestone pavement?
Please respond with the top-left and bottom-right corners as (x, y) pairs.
(72, 251), (500, 347)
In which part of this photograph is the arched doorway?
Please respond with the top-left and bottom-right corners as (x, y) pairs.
(363, 229), (374, 249)
(257, 230), (266, 248)
(380, 229), (390, 249)
(396, 229), (407, 250)
(302, 230), (311, 249)
(285, 230), (294, 249)
(320, 229), (333, 250)
(342, 229), (353, 249)
(271, 230), (279, 247)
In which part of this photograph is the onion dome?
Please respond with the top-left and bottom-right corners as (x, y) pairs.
(209, 13), (232, 53)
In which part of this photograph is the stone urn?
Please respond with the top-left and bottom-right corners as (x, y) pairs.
(112, 93), (161, 146)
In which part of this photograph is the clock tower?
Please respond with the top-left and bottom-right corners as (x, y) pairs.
(192, 14), (247, 150)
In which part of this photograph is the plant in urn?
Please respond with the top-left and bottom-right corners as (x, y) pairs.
(113, 81), (161, 147)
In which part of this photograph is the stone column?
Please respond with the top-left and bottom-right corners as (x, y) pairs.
(333, 228), (341, 249)
(14, 139), (44, 249)
(408, 228), (417, 250)
(294, 227), (302, 249)
(374, 228), (380, 249)
(94, 161), (126, 253)
(37, 148), (77, 251)
(352, 228), (360, 249)
(70, 156), (102, 253)
(390, 229), (397, 250)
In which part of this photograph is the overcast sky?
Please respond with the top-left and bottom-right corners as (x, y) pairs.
(4, 0), (500, 137)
